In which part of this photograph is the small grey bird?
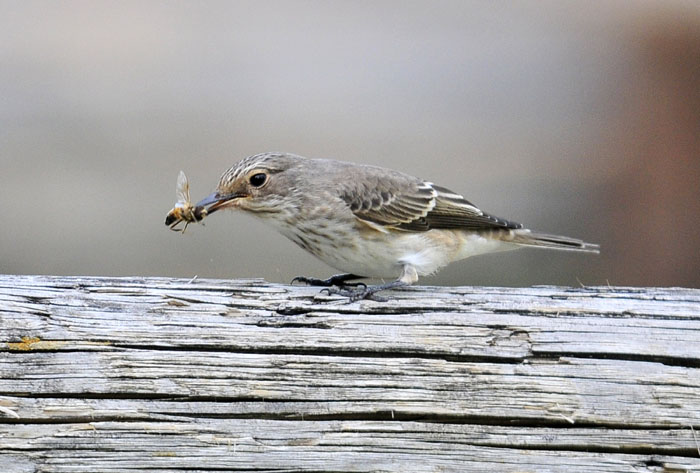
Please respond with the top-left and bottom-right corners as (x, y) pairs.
(194, 152), (599, 301)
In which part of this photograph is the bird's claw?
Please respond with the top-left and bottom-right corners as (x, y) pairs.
(291, 273), (364, 287)
(292, 274), (403, 302)
(319, 282), (367, 295)
(291, 276), (324, 286)
(321, 284), (387, 302)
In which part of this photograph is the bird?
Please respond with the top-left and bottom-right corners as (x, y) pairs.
(193, 152), (599, 301)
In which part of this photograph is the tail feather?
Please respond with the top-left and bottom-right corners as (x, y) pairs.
(508, 230), (600, 253)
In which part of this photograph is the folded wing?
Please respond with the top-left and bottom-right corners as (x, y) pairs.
(338, 171), (521, 232)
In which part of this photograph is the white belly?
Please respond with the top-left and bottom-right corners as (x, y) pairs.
(278, 221), (515, 280)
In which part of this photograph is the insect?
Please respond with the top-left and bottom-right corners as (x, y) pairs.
(164, 171), (207, 233)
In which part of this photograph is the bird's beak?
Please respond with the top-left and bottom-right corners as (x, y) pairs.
(195, 192), (244, 214)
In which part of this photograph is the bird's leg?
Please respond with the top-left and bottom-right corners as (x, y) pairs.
(291, 273), (365, 287)
(322, 265), (418, 302)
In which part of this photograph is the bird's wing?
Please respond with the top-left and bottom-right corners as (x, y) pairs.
(340, 178), (437, 229)
(417, 184), (522, 231)
(339, 171), (521, 232)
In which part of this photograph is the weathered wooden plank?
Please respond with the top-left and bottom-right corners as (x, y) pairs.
(1, 405), (698, 454)
(1, 351), (698, 427)
(0, 275), (699, 473)
(1, 276), (698, 362)
(0, 420), (698, 473)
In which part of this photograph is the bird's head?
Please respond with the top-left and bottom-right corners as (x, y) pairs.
(196, 152), (304, 216)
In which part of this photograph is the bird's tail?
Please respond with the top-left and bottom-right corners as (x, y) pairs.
(506, 229), (600, 253)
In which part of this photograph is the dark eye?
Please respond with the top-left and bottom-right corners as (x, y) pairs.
(249, 173), (267, 187)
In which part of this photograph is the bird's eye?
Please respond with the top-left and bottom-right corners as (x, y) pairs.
(249, 173), (267, 187)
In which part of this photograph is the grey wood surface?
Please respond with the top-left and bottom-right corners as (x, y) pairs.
(0, 274), (699, 472)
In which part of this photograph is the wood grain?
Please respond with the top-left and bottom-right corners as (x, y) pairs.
(1, 275), (699, 472)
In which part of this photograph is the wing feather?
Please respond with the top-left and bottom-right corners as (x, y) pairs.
(337, 168), (521, 232)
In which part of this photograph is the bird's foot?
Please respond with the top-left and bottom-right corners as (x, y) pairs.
(291, 273), (364, 287)
(321, 280), (407, 302)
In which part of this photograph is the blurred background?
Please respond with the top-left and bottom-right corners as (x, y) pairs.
(1, 1), (699, 288)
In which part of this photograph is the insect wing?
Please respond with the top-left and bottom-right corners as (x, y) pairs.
(175, 170), (191, 206)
